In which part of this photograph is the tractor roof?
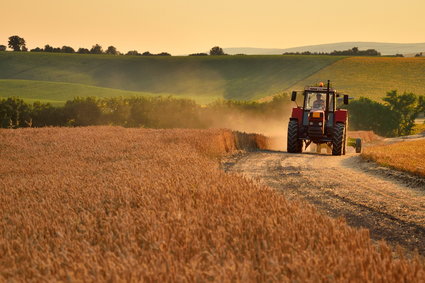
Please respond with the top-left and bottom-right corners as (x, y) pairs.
(305, 86), (336, 92)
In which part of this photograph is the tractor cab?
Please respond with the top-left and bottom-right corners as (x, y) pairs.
(302, 86), (339, 136)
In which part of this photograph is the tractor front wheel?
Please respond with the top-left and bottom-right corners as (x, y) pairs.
(332, 123), (346, 156)
(287, 120), (302, 153)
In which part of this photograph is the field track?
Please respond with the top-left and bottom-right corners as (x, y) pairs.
(227, 150), (425, 255)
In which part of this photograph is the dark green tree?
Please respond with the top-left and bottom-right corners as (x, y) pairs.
(31, 102), (65, 126)
(90, 44), (103, 54)
(346, 97), (399, 137)
(106, 46), (119, 55)
(64, 97), (101, 126)
(0, 97), (32, 128)
(77, 48), (90, 54)
(44, 44), (54, 52)
(383, 90), (425, 136)
(189, 53), (208, 56)
(30, 47), (43, 52)
(0, 45), (6, 51)
(8, 35), (26, 51)
(157, 52), (171, 56)
(209, 46), (225, 55)
(126, 50), (140, 56)
(61, 46), (75, 53)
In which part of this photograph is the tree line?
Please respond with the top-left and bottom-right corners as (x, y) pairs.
(0, 94), (290, 129)
(283, 47), (383, 56)
(1, 91), (424, 137)
(1, 35), (229, 56)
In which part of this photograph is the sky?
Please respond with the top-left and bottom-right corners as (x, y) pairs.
(1, 0), (424, 55)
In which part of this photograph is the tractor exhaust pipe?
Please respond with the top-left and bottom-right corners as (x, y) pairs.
(325, 80), (330, 121)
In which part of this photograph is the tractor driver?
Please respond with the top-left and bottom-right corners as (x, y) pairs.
(312, 93), (325, 110)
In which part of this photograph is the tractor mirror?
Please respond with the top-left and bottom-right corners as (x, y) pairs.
(291, 91), (297, 101)
(343, 94), (349, 104)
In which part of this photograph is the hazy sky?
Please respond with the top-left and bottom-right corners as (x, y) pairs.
(1, 0), (424, 54)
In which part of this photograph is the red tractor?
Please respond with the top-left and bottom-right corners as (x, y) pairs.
(287, 80), (357, 155)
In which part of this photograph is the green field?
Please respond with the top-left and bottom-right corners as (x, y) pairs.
(0, 80), (161, 105)
(289, 57), (425, 101)
(1, 52), (425, 104)
(0, 52), (341, 103)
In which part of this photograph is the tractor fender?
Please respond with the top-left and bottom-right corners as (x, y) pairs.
(291, 107), (303, 123)
(335, 109), (348, 124)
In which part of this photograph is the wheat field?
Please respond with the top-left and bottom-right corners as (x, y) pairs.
(362, 139), (425, 177)
(0, 127), (423, 281)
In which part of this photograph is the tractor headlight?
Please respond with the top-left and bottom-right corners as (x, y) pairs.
(318, 122), (323, 126)
(309, 122), (313, 126)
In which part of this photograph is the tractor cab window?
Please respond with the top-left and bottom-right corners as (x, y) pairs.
(305, 92), (334, 111)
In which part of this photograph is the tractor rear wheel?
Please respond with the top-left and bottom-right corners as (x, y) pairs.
(332, 123), (346, 156)
(287, 120), (302, 153)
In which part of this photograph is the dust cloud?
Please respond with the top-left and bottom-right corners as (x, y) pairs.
(205, 107), (291, 151)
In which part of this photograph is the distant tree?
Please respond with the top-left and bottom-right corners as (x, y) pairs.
(0, 97), (32, 128)
(142, 51), (153, 56)
(90, 44), (103, 54)
(8, 35), (26, 51)
(189, 53), (208, 56)
(157, 52), (171, 56)
(64, 97), (101, 126)
(383, 90), (425, 136)
(61, 46), (75, 53)
(0, 45), (6, 51)
(126, 50), (140, 56)
(209, 46), (225, 55)
(394, 53), (404, 57)
(347, 97), (399, 137)
(77, 48), (90, 54)
(44, 44), (54, 52)
(31, 102), (65, 127)
(415, 52), (423, 57)
(106, 46), (119, 55)
(30, 47), (43, 52)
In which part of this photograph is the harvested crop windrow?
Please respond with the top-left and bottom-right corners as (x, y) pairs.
(0, 127), (423, 281)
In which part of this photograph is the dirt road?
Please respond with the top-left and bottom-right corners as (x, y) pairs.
(226, 150), (425, 255)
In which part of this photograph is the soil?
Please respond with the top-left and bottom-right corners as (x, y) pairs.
(224, 149), (425, 255)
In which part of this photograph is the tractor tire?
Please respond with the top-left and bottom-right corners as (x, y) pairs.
(355, 138), (362, 153)
(342, 123), (347, 155)
(332, 123), (346, 156)
(287, 120), (302, 153)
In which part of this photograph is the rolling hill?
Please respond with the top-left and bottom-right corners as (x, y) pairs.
(224, 42), (425, 56)
(1, 52), (425, 105)
(0, 80), (158, 105)
(289, 57), (425, 101)
(0, 52), (341, 103)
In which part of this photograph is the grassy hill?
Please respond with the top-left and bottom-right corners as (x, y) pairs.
(0, 52), (341, 103)
(0, 80), (160, 105)
(1, 52), (425, 104)
(288, 57), (425, 101)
